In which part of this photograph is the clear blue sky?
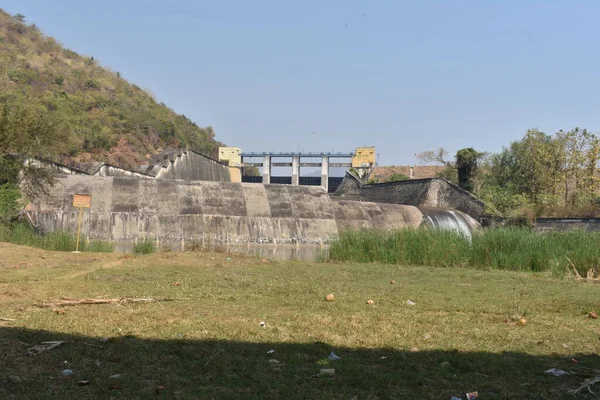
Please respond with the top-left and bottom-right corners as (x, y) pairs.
(4, 0), (600, 166)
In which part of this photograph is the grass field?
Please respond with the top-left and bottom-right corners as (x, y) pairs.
(0, 242), (599, 399)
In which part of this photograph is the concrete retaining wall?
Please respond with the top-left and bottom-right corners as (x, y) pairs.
(27, 175), (475, 244)
(334, 173), (485, 219)
(31, 149), (231, 182)
(482, 217), (600, 232)
(151, 151), (230, 181)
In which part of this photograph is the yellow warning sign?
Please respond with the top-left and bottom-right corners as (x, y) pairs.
(72, 194), (92, 208)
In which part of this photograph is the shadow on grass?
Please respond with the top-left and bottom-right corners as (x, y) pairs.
(0, 326), (597, 400)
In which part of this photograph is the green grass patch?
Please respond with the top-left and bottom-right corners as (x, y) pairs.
(329, 228), (600, 276)
(0, 222), (113, 252)
(133, 239), (156, 255)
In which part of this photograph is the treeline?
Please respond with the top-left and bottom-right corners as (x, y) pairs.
(424, 128), (600, 217)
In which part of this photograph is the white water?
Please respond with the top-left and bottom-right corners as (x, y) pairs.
(421, 208), (476, 239)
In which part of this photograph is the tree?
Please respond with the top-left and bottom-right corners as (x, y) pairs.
(0, 103), (64, 201)
(560, 128), (600, 206)
(386, 173), (409, 182)
(12, 13), (25, 23)
(416, 147), (450, 166)
(455, 148), (482, 192)
(480, 127), (600, 216)
(416, 147), (483, 189)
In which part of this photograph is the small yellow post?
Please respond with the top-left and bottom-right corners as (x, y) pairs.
(75, 206), (83, 253)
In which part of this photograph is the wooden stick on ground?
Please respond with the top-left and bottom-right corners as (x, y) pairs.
(0, 317), (16, 321)
(36, 297), (191, 308)
(566, 257), (583, 280)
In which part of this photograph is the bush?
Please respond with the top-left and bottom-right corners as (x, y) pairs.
(85, 79), (100, 89)
(0, 183), (21, 224)
(7, 68), (36, 84)
(386, 173), (409, 182)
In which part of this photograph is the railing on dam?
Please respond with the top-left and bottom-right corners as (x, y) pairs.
(240, 152), (353, 158)
(242, 176), (345, 193)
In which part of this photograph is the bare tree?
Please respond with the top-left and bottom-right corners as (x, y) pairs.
(415, 148), (451, 166)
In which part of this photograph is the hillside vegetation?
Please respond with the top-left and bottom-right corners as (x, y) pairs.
(0, 10), (222, 167)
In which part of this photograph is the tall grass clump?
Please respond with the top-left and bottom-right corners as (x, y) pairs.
(329, 227), (600, 276)
(469, 228), (600, 275)
(329, 228), (470, 267)
(0, 222), (113, 252)
(133, 239), (155, 255)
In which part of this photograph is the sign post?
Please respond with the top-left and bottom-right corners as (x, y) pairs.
(72, 194), (92, 253)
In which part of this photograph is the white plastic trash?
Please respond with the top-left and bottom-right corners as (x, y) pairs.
(545, 368), (569, 376)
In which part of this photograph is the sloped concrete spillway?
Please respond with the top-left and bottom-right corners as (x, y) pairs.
(420, 207), (479, 238)
(27, 176), (479, 243)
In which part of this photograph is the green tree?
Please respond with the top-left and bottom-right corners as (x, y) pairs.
(0, 183), (20, 223)
(0, 103), (64, 200)
(455, 148), (483, 192)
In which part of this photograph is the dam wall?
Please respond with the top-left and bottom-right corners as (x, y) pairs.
(26, 175), (478, 244)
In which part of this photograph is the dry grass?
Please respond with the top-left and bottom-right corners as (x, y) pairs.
(0, 242), (599, 399)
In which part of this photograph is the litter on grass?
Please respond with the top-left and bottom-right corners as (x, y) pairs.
(26, 341), (66, 355)
(328, 352), (341, 361)
(545, 368), (569, 376)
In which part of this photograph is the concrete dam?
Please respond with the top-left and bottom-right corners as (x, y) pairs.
(27, 175), (479, 244)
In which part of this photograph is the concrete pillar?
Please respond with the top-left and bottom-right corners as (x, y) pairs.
(292, 156), (300, 185)
(262, 156), (271, 184)
(321, 156), (329, 192)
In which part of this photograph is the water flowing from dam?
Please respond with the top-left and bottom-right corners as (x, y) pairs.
(419, 207), (478, 238)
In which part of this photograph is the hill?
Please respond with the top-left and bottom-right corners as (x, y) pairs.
(0, 10), (222, 168)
